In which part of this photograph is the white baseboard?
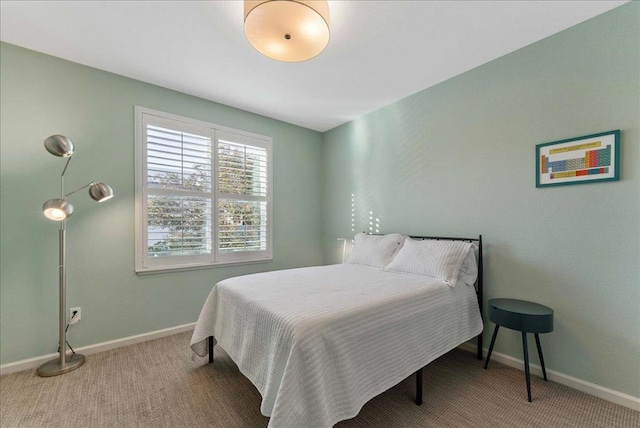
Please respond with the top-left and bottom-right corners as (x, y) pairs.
(0, 322), (196, 376)
(458, 343), (640, 412)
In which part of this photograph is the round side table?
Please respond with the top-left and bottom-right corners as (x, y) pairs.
(484, 298), (554, 402)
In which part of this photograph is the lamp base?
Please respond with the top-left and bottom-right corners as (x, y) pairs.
(37, 353), (86, 377)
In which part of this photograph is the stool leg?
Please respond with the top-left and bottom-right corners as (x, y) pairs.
(415, 368), (423, 405)
(484, 325), (500, 369)
(534, 333), (547, 381)
(522, 332), (532, 402)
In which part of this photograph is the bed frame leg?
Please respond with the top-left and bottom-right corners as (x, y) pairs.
(208, 336), (214, 364)
(415, 368), (423, 405)
(477, 332), (483, 360)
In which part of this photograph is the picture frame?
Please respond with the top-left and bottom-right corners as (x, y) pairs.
(536, 130), (620, 188)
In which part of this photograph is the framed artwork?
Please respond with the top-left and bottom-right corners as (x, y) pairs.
(536, 130), (620, 188)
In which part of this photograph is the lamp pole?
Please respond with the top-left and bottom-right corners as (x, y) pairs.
(38, 169), (86, 376)
(59, 223), (68, 367)
(59, 159), (68, 367)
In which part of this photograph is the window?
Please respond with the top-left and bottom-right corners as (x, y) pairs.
(135, 107), (272, 273)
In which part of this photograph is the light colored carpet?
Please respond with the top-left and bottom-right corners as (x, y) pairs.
(1, 331), (637, 427)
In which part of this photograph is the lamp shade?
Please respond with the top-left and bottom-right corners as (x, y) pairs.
(89, 182), (114, 202)
(244, 0), (329, 62)
(44, 135), (75, 158)
(43, 198), (73, 221)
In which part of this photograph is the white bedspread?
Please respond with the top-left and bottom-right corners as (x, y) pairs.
(191, 264), (483, 428)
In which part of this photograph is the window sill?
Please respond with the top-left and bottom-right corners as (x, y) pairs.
(135, 258), (273, 275)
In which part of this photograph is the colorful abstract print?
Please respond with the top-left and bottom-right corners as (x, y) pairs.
(541, 144), (611, 180)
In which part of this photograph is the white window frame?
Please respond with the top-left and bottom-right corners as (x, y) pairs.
(135, 106), (273, 274)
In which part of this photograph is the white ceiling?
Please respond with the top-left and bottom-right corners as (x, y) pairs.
(0, 1), (627, 132)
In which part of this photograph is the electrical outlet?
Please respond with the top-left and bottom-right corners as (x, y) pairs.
(70, 307), (81, 322)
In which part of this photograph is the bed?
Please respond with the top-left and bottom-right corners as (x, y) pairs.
(191, 234), (484, 428)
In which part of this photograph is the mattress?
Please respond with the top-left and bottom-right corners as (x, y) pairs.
(191, 263), (483, 428)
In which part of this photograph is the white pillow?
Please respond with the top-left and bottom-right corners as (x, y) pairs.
(458, 244), (479, 286)
(345, 233), (404, 269)
(385, 237), (473, 287)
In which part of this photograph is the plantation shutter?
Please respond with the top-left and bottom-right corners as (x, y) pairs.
(135, 107), (272, 273)
(216, 131), (270, 261)
(143, 116), (213, 266)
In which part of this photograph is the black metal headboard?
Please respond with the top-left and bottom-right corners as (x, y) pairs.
(373, 234), (484, 360)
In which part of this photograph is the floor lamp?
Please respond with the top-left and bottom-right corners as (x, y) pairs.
(37, 135), (114, 377)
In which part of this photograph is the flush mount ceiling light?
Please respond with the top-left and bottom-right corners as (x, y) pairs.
(244, 0), (330, 62)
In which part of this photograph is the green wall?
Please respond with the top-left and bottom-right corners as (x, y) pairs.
(1, 3), (638, 401)
(322, 3), (639, 398)
(0, 43), (323, 364)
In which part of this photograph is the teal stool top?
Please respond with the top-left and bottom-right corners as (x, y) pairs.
(489, 298), (554, 333)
